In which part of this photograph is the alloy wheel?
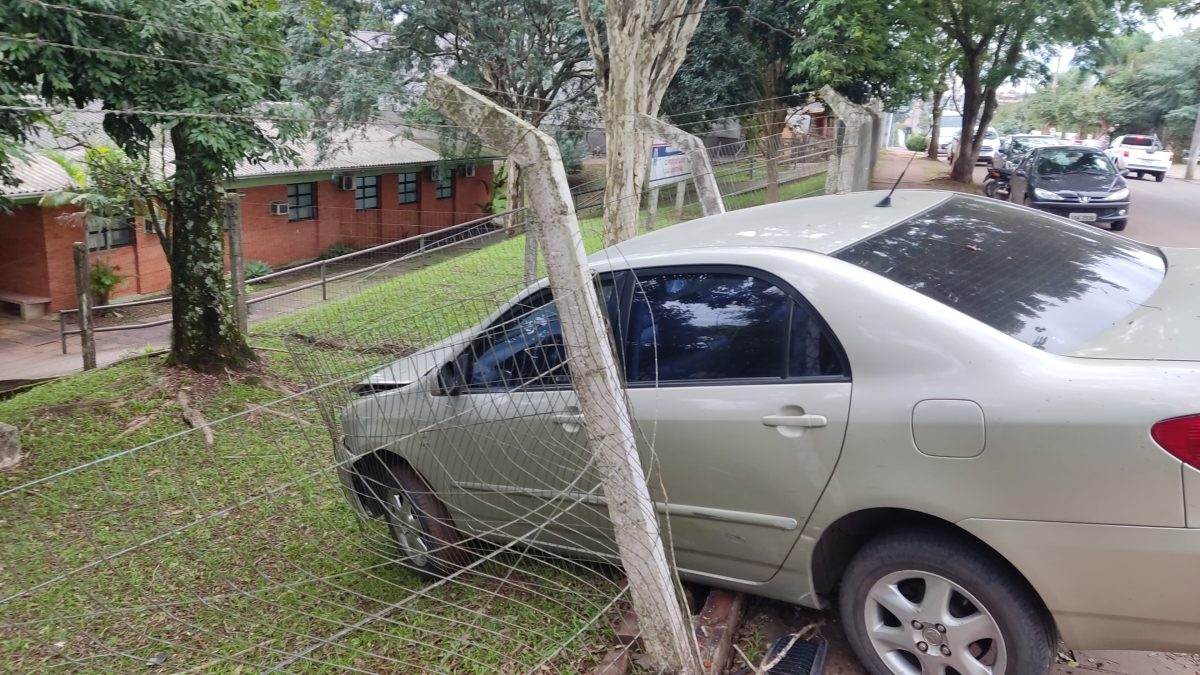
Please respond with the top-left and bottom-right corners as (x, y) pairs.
(388, 491), (431, 568)
(863, 569), (1006, 675)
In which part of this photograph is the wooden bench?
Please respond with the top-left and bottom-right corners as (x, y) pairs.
(0, 291), (51, 321)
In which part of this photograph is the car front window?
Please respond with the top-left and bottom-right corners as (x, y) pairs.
(833, 196), (1165, 354)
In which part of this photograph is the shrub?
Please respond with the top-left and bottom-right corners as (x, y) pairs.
(906, 134), (928, 152)
(245, 260), (272, 279)
(89, 259), (125, 307)
(320, 244), (355, 260)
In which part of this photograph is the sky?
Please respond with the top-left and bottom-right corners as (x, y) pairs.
(1050, 8), (1200, 73)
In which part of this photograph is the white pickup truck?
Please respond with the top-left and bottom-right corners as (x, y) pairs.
(1105, 134), (1173, 182)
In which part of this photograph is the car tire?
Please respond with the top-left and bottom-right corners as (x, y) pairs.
(839, 529), (1055, 675)
(1155, 172), (1165, 182)
(382, 465), (472, 579)
(1135, 171), (1145, 180)
(1111, 220), (1127, 231)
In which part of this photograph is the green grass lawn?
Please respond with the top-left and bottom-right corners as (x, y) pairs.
(0, 173), (824, 672)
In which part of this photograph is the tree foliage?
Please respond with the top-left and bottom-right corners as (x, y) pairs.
(0, 0), (302, 369)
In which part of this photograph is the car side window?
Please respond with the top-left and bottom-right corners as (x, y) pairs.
(465, 278), (617, 391)
(625, 270), (845, 384)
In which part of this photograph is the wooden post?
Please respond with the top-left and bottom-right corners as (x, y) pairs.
(72, 243), (96, 370)
(224, 193), (248, 334)
(673, 180), (687, 221)
(645, 186), (660, 230)
(637, 115), (724, 217)
(427, 74), (700, 675)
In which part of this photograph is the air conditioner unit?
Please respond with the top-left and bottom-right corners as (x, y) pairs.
(428, 166), (440, 181)
(458, 164), (476, 177)
(270, 201), (289, 216)
(334, 174), (355, 191)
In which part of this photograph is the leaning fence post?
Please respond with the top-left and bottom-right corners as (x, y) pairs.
(224, 193), (248, 334)
(427, 74), (701, 675)
(637, 115), (725, 217)
(72, 243), (96, 370)
(59, 311), (67, 355)
(673, 180), (687, 221)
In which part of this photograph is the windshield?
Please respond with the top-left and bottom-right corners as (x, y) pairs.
(941, 117), (963, 130)
(985, 130), (998, 140)
(1034, 148), (1114, 176)
(833, 196), (1165, 354)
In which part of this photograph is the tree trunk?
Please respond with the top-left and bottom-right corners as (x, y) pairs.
(601, 71), (651, 245)
(1186, 104), (1200, 181)
(166, 129), (255, 370)
(950, 64), (983, 183)
(927, 88), (945, 160)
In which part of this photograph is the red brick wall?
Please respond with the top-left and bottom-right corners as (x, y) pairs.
(14, 162), (493, 311)
(0, 206), (51, 302)
(237, 164), (493, 267)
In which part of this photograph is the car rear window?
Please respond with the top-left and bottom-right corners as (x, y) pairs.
(1123, 136), (1154, 147)
(833, 196), (1165, 354)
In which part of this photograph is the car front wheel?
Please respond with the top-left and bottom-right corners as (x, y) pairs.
(839, 529), (1055, 675)
(1111, 220), (1127, 231)
(382, 465), (472, 579)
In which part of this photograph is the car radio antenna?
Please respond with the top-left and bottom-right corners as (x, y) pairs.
(876, 152), (918, 207)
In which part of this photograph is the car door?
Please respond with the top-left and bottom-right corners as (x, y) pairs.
(621, 266), (852, 583)
(1010, 154), (1032, 202)
(433, 278), (620, 550)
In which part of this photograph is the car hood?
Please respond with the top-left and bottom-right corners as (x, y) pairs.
(1070, 247), (1200, 361)
(1033, 172), (1122, 196)
(355, 329), (473, 393)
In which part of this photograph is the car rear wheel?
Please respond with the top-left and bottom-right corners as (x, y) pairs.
(1135, 171), (1145, 179)
(1155, 172), (1165, 182)
(1111, 220), (1127, 231)
(382, 466), (472, 579)
(839, 529), (1055, 675)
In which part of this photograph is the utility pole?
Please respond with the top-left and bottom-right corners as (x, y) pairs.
(224, 193), (248, 335)
(1186, 104), (1200, 182)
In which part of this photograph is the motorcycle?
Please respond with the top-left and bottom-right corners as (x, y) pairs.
(984, 166), (1011, 200)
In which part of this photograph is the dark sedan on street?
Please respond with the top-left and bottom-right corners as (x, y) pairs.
(1008, 145), (1131, 231)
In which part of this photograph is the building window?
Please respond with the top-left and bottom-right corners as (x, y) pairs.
(436, 169), (454, 200)
(287, 182), (316, 221)
(87, 219), (135, 251)
(398, 171), (419, 204)
(355, 175), (379, 210)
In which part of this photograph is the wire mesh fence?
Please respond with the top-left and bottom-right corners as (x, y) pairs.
(1, 130), (839, 672)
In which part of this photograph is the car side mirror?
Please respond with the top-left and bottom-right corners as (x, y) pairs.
(437, 359), (466, 396)
(1015, 169), (1026, 177)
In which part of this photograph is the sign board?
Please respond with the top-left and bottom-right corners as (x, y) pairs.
(648, 141), (691, 188)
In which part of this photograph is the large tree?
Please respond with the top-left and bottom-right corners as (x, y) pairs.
(662, 0), (813, 203)
(0, 0), (301, 370)
(578, 0), (706, 245)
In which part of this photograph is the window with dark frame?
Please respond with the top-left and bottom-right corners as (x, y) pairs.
(287, 182), (316, 221)
(355, 175), (379, 210)
(435, 168), (454, 200)
(398, 172), (419, 204)
(87, 219), (135, 251)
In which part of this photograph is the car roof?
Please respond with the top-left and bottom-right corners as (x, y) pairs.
(1032, 144), (1103, 153)
(593, 190), (956, 258)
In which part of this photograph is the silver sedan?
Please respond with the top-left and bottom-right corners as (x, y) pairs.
(338, 191), (1200, 675)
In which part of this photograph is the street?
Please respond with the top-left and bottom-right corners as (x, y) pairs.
(973, 164), (1200, 248)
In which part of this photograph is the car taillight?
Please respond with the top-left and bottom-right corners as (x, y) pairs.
(1151, 415), (1200, 468)
(1123, 150), (1130, 157)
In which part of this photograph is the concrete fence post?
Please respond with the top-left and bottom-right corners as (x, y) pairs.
(426, 74), (701, 675)
(224, 194), (248, 334)
(820, 86), (878, 194)
(637, 114), (725, 217)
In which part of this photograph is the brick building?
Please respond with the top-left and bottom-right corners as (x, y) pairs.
(0, 125), (497, 314)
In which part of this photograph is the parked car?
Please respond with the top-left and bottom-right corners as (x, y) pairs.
(1105, 134), (1172, 182)
(936, 114), (962, 155)
(1008, 145), (1130, 230)
(947, 126), (1000, 165)
(993, 134), (1059, 170)
(339, 191), (1200, 675)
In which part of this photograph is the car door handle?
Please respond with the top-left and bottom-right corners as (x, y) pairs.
(552, 413), (585, 425)
(762, 414), (827, 428)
